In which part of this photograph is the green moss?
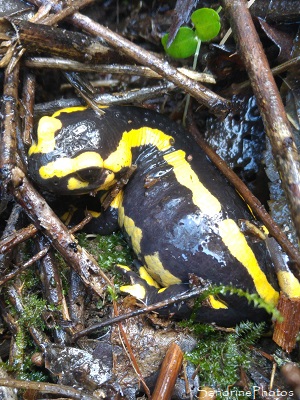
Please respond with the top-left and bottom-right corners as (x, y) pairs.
(5, 268), (56, 381)
(77, 232), (133, 271)
(19, 294), (48, 329)
(184, 321), (266, 399)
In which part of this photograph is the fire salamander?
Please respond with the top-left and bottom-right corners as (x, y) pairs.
(28, 105), (282, 326)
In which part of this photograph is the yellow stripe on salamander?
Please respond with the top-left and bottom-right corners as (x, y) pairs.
(139, 266), (161, 288)
(52, 105), (109, 117)
(118, 201), (143, 255)
(103, 127), (174, 173)
(28, 116), (62, 155)
(29, 106), (109, 156)
(144, 252), (182, 287)
(277, 270), (300, 298)
(163, 150), (221, 216)
(52, 106), (88, 117)
(67, 177), (89, 190)
(119, 284), (146, 300)
(218, 219), (279, 305)
(39, 151), (104, 179)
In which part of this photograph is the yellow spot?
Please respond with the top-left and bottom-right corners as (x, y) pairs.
(39, 152), (104, 179)
(109, 191), (123, 209)
(118, 204), (142, 255)
(67, 177), (89, 190)
(120, 284), (146, 300)
(97, 173), (116, 191)
(103, 127), (174, 172)
(277, 270), (300, 298)
(208, 295), (228, 309)
(237, 190), (256, 218)
(163, 150), (221, 216)
(144, 252), (182, 287)
(87, 210), (101, 218)
(117, 264), (131, 272)
(52, 106), (88, 117)
(218, 219), (279, 305)
(158, 287), (167, 293)
(29, 116), (62, 155)
(139, 266), (161, 288)
(60, 211), (73, 223)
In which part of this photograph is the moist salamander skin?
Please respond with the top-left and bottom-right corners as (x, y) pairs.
(28, 105), (280, 326)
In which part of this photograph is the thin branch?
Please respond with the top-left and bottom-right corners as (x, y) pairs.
(72, 284), (210, 341)
(0, 378), (99, 400)
(27, 0), (230, 116)
(24, 57), (216, 84)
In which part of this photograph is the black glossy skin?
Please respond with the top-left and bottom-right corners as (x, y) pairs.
(28, 106), (278, 326)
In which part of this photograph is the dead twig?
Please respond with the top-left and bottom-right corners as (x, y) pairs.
(72, 283), (210, 341)
(11, 166), (111, 297)
(0, 56), (19, 194)
(21, 70), (36, 146)
(231, 56), (300, 94)
(27, 0), (230, 116)
(0, 247), (49, 287)
(33, 82), (177, 117)
(272, 293), (300, 353)
(113, 302), (151, 398)
(70, 13), (230, 116)
(0, 378), (99, 400)
(38, 0), (95, 25)
(0, 223), (38, 254)
(24, 57), (216, 84)
(9, 18), (125, 64)
(221, 0), (300, 245)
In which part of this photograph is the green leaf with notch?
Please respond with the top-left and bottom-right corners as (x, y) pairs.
(191, 8), (221, 42)
(161, 27), (198, 59)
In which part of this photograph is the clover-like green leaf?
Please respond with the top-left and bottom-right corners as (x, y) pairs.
(161, 27), (198, 59)
(191, 8), (221, 42)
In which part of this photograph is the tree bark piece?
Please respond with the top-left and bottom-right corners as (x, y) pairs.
(273, 293), (300, 352)
(0, 59), (19, 194)
(221, 0), (300, 245)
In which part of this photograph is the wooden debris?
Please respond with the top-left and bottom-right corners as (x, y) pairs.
(273, 293), (300, 353)
(152, 342), (184, 400)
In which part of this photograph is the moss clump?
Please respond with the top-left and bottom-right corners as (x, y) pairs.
(77, 232), (133, 270)
(184, 321), (266, 399)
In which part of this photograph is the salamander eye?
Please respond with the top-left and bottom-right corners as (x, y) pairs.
(75, 167), (102, 182)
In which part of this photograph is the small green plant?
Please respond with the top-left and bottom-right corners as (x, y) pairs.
(7, 291), (54, 380)
(161, 26), (198, 59)
(191, 8), (221, 42)
(184, 321), (266, 399)
(161, 7), (221, 124)
(161, 8), (221, 59)
(77, 232), (133, 271)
